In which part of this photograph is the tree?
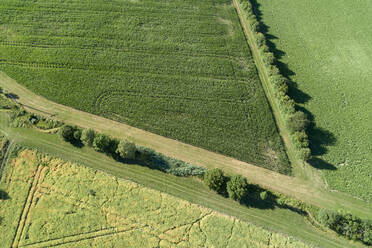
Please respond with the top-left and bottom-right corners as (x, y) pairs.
(93, 133), (111, 153)
(227, 175), (248, 202)
(116, 140), (136, 160)
(81, 128), (95, 147)
(203, 168), (228, 194)
(287, 111), (309, 133)
(58, 125), (76, 142)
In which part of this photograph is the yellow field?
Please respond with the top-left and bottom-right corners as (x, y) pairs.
(0, 149), (311, 248)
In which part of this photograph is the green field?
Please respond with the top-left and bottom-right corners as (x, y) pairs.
(0, 0), (290, 173)
(0, 149), (312, 248)
(255, 0), (372, 200)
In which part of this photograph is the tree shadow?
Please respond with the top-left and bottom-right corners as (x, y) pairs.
(250, 0), (337, 166)
(307, 157), (337, 170)
(0, 189), (10, 200)
(237, 185), (307, 216)
(4, 93), (19, 100)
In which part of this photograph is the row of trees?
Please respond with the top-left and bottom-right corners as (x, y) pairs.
(58, 125), (205, 176)
(204, 168), (372, 246)
(316, 209), (372, 245)
(203, 168), (267, 202)
(238, 0), (311, 161)
(59, 125), (136, 160)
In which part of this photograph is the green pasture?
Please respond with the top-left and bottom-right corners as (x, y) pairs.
(0, 0), (289, 173)
(255, 0), (372, 201)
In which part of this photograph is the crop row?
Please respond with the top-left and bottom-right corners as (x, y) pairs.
(0, 47), (255, 79)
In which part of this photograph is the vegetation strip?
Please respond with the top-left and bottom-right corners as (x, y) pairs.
(233, 0), (310, 165)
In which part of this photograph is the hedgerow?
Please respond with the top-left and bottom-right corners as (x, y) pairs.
(236, 0), (311, 161)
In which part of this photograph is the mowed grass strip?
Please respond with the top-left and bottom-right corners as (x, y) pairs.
(0, 0), (289, 173)
(255, 0), (372, 201)
(0, 149), (311, 248)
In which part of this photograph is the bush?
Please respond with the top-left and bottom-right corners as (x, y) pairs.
(226, 175), (248, 202)
(81, 128), (95, 146)
(136, 146), (206, 177)
(316, 209), (372, 245)
(116, 140), (136, 160)
(59, 125), (77, 143)
(203, 168), (228, 194)
(93, 133), (111, 153)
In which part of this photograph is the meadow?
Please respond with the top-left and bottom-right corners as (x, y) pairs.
(0, 0), (290, 173)
(0, 149), (312, 248)
(255, 0), (372, 201)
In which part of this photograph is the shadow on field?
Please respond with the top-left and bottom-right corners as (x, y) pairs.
(4, 92), (19, 100)
(0, 189), (10, 200)
(250, 0), (337, 169)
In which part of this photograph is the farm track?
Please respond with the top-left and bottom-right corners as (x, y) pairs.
(0, 139), (12, 181)
(11, 164), (45, 248)
(21, 225), (150, 248)
(0, 74), (371, 224)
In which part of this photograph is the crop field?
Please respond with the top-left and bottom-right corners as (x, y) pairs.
(255, 0), (372, 200)
(0, 0), (290, 173)
(0, 149), (311, 248)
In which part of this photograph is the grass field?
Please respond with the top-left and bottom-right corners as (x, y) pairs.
(255, 0), (372, 201)
(0, 149), (313, 248)
(0, 0), (290, 173)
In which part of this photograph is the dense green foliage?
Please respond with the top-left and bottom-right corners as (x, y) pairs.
(255, 0), (372, 201)
(316, 209), (372, 245)
(237, 0), (311, 161)
(58, 125), (82, 144)
(116, 140), (136, 160)
(227, 175), (249, 201)
(92, 133), (112, 153)
(0, 0), (290, 173)
(80, 128), (95, 147)
(203, 168), (228, 194)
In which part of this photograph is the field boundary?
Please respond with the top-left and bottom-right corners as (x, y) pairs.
(232, 0), (316, 180)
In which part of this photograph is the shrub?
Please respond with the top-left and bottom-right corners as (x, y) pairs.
(203, 168), (229, 194)
(116, 140), (137, 160)
(93, 133), (111, 153)
(227, 175), (248, 202)
(59, 125), (77, 143)
(316, 209), (372, 245)
(81, 128), (95, 147)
